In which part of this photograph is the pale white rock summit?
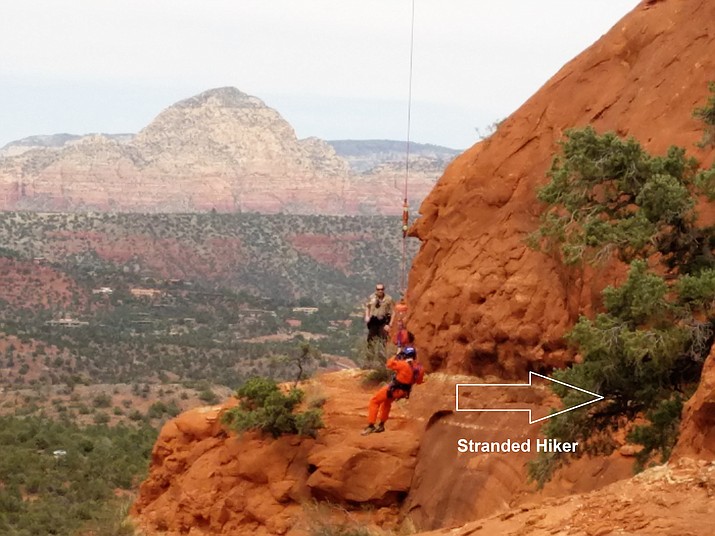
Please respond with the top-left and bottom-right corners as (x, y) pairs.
(0, 87), (453, 215)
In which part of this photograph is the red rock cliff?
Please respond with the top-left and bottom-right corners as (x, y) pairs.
(408, 0), (715, 377)
(132, 371), (635, 535)
(672, 345), (715, 461)
(132, 372), (424, 536)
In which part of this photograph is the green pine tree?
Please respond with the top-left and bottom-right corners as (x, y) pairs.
(527, 88), (715, 485)
(221, 377), (323, 438)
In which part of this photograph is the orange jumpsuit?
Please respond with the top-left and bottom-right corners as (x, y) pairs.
(390, 301), (410, 348)
(367, 356), (425, 425)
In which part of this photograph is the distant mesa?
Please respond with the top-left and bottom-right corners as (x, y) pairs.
(0, 133), (133, 156)
(328, 139), (459, 173)
(0, 87), (459, 215)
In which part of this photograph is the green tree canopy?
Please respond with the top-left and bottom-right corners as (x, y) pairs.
(693, 81), (715, 148)
(221, 377), (323, 438)
(532, 126), (714, 271)
(528, 115), (715, 486)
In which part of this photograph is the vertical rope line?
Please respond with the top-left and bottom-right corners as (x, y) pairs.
(405, 0), (415, 200)
(401, 0), (416, 297)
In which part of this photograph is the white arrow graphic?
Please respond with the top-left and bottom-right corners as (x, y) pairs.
(455, 371), (604, 424)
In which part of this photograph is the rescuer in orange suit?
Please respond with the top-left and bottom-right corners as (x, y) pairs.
(362, 334), (425, 435)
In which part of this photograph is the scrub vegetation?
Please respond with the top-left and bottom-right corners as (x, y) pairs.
(221, 377), (324, 438)
(0, 415), (156, 535)
(527, 83), (715, 485)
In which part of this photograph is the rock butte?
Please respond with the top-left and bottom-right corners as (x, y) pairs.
(0, 88), (450, 216)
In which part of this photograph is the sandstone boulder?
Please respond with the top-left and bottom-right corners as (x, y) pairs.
(673, 345), (715, 461)
(132, 371), (424, 535)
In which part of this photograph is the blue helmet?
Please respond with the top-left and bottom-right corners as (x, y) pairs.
(402, 347), (416, 359)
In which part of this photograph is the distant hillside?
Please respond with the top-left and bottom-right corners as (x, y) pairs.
(0, 133), (133, 157)
(0, 87), (453, 215)
(3, 133), (82, 150)
(0, 211), (414, 303)
(328, 139), (460, 173)
(0, 211), (414, 389)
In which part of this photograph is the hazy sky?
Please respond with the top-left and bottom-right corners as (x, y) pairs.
(0, 0), (641, 150)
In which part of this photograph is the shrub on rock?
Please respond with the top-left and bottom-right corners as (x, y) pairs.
(222, 377), (324, 438)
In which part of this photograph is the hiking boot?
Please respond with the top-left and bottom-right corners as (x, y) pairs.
(361, 424), (376, 435)
(374, 422), (385, 433)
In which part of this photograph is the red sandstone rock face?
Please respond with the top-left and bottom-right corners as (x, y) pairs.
(133, 371), (638, 535)
(0, 257), (87, 311)
(132, 372), (423, 535)
(420, 457), (715, 536)
(407, 0), (715, 377)
(672, 346), (715, 461)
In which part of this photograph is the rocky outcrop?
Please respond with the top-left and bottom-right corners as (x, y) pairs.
(422, 457), (715, 536)
(672, 346), (715, 461)
(132, 370), (635, 535)
(0, 88), (347, 214)
(408, 0), (715, 377)
(0, 89), (447, 215)
(132, 371), (424, 535)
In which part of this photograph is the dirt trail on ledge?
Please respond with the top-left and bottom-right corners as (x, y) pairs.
(420, 458), (715, 536)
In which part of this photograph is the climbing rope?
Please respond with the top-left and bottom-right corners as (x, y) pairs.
(400, 0), (416, 297)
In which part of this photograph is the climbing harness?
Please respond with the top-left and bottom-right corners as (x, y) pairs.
(387, 379), (413, 400)
(387, 356), (423, 400)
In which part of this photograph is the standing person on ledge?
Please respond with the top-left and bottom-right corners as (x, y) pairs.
(364, 283), (394, 345)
